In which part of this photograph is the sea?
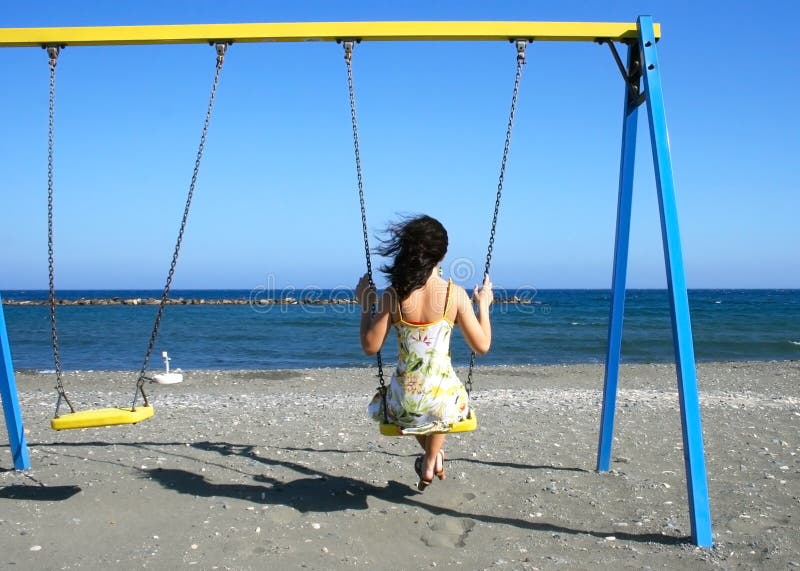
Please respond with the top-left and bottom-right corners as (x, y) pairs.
(1, 289), (798, 372)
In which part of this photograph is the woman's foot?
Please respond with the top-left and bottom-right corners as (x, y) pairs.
(434, 450), (445, 480)
(414, 455), (433, 491)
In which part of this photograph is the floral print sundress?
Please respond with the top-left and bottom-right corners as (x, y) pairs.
(368, 280), (470, 434)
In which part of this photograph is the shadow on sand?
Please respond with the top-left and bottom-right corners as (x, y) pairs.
(139, 440), (687, 546)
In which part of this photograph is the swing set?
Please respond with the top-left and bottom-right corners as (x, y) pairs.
(0, 18), (713, 547)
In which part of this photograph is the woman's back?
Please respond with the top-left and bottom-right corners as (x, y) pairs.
(393, 276), (457, 325)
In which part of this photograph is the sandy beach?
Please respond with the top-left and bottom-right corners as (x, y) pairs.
(1, 361), (798, 570)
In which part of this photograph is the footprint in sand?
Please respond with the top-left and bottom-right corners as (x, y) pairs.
(421, 516), (476, 548)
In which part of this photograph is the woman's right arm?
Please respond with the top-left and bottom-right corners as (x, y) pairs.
(455, 275), (493, 355)
(356, 273), (393, 355)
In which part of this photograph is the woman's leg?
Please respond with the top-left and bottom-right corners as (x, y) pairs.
(421, 433), (446, 482)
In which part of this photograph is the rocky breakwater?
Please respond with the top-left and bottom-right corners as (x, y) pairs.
(2, 297), (360, 306)
(3, 296), (535, 306)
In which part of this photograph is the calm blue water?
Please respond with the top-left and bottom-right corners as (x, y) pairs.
(2, 289), (798, 371)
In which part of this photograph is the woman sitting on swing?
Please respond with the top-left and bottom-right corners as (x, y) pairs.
(355, 214), (493, 491)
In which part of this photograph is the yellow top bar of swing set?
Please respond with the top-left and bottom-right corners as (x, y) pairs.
(0, 21), (659, 48)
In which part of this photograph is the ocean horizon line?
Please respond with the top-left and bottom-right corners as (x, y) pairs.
(5, 287), (798, 306)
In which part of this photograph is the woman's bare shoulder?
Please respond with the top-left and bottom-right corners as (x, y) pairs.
(450, 282), (470, 302)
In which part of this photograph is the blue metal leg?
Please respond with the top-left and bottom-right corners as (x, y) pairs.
(638, 15), (713, 548)
(597, 42), (640, 472)
(0, 294), (30, 470)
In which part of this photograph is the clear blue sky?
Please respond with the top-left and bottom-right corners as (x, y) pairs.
(0, 1), (797, 291)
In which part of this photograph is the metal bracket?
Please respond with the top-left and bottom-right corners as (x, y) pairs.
(597, 39), (645, 110)
(210, 41), (231, 63)
(44, 45), (62, 69)
(512, 38), (530, 63)
(339, 39), (361, 64)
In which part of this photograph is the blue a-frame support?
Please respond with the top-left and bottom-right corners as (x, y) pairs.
(0, 293), (31, 470)
(597, 16), (713, 547)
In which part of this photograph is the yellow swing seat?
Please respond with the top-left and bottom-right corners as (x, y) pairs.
(379, 410), (477, 437)
(51, 405), (155, 431)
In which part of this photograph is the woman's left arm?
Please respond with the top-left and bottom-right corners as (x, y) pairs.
(356, 273), (393, 355)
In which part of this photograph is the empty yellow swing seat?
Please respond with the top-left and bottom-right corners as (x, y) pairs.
(51, 406), (155, 431)
(379, 410), (477, 437)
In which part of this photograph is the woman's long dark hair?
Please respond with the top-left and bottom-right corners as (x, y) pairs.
(377, 215), (448, 300)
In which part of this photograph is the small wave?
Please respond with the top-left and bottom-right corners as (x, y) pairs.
(37, 369), (56, 374)
(790, 341), (800, 346)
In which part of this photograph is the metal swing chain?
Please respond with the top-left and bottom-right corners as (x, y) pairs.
(343, 41), (389, 423)
(466, 40), (528, 396)
(46, 46), (75, 417)
(132, 42), (228, 409)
